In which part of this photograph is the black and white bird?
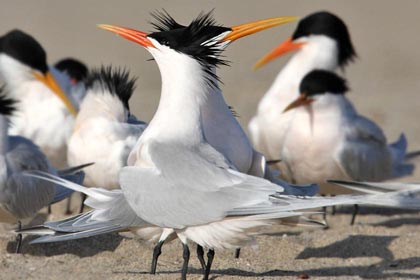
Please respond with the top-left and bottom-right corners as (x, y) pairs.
(0, 30), (77, 168)
(249, 11), (357, 175)
(67, 66), (146, 212)
(19, 13), (420, 280)
(0, 89), (85, 253)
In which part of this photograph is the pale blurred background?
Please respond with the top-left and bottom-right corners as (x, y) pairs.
(1, 0), (420, 152)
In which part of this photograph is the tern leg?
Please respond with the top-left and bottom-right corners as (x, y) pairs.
(235, 248), (241, 258)
(15, 221), (22, 254)
(331, 205), (336, 215)
(350, 204), (359, 225)
(203, 249), (215, 280)
(47, 205), (52, 214)
(65, 196), (72, 215)
(196, 245), (206, 272)
(79, 193), (87, 213)
(322, 206), (329, 229)
(181, 243), (190, 280)
(151, 240), (164, 274)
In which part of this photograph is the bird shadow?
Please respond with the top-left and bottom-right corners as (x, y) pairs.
(372, 217), (420, 228)
(7, 233), (124, 257)
(296, 235), (397, 260)
(333, 205), (419, 216)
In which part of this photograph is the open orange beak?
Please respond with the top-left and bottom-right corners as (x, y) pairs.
(222, 16), (298, 42)
(283, 94), (313, 113)
(254, 37), (306, 69)
(34, 71), (77, 116)
(97, 24), (154, 48)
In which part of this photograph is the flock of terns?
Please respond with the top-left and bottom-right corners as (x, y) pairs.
(0, 9), (420, 280)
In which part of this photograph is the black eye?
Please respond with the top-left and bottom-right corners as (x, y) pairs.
(161, 39), (169, 46)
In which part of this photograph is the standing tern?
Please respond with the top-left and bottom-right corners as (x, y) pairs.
(0, 30), (77, 168)
(67, 66), (147, 212)
(0, 89), (85, 253)
(19, 12), (420, 280)
(249, 11), (356, 172)
(279, 69), (414, 222)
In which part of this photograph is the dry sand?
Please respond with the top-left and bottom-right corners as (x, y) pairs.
(1, 1), (420, 279)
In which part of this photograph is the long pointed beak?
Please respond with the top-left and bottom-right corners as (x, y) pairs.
(97, 24), (155, 48)
(222, 16), (298, 42)
(254, 37), (305, 70)
(34, 72), (77, 116)
(283, 94), (313, 113)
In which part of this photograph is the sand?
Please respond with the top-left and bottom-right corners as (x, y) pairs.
(1, 1), (420, 279)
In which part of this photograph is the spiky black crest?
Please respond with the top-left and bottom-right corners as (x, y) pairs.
(149, 10), (231, 88)
(0, 87), (17, 116)
(54, 58), (89, 82)
(86, 66), (136, 110)
(292, 11), (356, 67)
(150, 9), (184, 32)
(0, 29), (48, 73)
(300, 70), (348, 96)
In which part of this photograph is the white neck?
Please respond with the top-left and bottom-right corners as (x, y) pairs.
(0, 115), (9, 155)
(264, 36), (339, 101)
(141, 46), (213, 145)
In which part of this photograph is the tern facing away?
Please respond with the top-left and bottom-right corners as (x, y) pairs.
(0, 30), (78, 168)
(0, 90), (85, 253)
(249, 11), (357, 180)
(19, 13), (420, 280)
(67, 66), (147, 212)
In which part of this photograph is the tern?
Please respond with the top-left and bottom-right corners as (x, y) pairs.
(249, 11), (356, 173)
(279, 69), (414, 223)
(67, 66), (147, 212)
(0, 30), (78, 168)
(0, 89), (86, 253)
(19, 12), (420, 280)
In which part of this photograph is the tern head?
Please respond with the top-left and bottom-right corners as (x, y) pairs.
(0, 30), (77, 116)
(283, 70), (348, 112)
(99, 11), (297, 87)
(83, 66), (136, 120)
(255, 11), (356, 69)
(54, 58), (89, 84)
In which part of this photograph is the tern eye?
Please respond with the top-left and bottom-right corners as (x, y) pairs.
(160, 39), (169, 46)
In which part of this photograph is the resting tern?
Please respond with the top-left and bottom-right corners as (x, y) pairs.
(0, 89), (85, 253)
(249, 11), (356, 174)
(19, 12), (420, 280)
(0, 30), (77, 168)
(67, 66), (147, 212)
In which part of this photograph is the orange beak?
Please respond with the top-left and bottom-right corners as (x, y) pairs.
(34, 71), (77, 116)
(97, 24), (154, 48)
(222, 16), (298, 42)
(283, 94), (314, 113)
(254, 37), (306, 70)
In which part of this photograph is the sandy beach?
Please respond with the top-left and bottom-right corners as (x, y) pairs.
(1, 1), (420, 279)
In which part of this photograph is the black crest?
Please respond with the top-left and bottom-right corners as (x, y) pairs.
(0, 87), (17, 116)
(148, 10), (231, 88)
(292, 11), (356, 67)
(86, 66), (136, 110)
(0, 29), (48, 73)
(54, 58), (89, 82)
(300, 70), (348, 96)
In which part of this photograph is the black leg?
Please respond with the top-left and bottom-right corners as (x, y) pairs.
(65, 196), (72, 215)
(15, 221), (22, 254)
(150, 240), (164, 274)
(350, 204), (359, 226)
(79, 193), (87, 213)
(181, 243), (190, 280)
(47, 205), (52, 215)
(235, 248), (241, 258)
(197, 245), (206, 272)
(331, 205), (336, 215)
(203, 249), (215, 280)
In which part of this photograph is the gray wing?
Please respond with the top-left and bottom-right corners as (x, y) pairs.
(1, 136), (55, 219)
(119, 141), (284, 229)
(336, 115), (392, 181)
